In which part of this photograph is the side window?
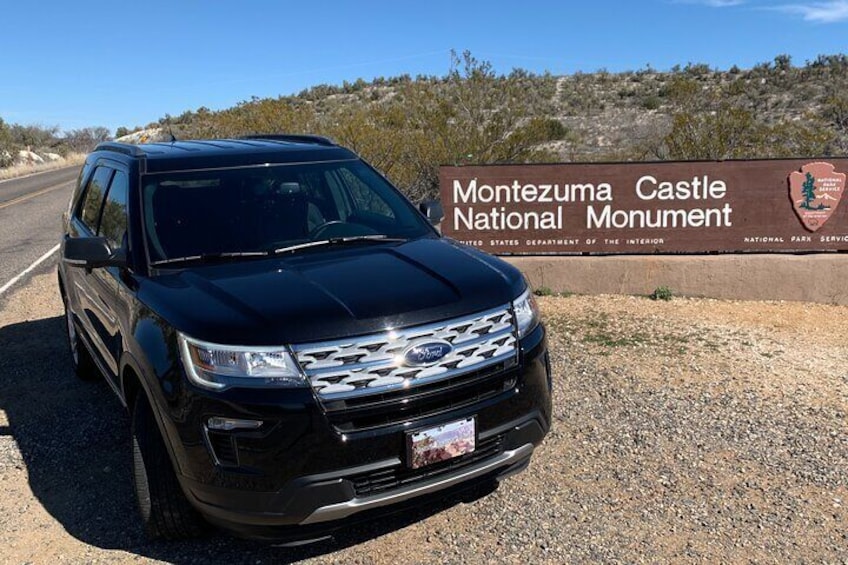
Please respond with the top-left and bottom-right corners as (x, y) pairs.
(99, 171), (129, 249)
(67, 163), (93, 220)
(78, 167), (114, 233)
(76, 163), (92, 194)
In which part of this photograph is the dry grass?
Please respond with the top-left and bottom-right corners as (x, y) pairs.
(0, 153), (85, 181)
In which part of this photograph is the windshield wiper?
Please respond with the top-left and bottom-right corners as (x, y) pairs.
(273, 235), (407, 255)
(150, 251), (269, 268)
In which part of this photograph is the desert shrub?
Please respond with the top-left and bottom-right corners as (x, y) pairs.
(650, 286), (673, 301)
(641, 95), (662, 110)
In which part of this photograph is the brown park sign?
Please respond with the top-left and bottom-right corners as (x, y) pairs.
(439, 159), (848, 254)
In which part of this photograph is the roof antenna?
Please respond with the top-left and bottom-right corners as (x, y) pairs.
(163, 115), (177, 143)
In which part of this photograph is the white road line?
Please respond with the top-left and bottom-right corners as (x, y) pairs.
(0, 244), (60, 296)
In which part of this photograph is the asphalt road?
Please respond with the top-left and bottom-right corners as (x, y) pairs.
(0, 166), (78, 294)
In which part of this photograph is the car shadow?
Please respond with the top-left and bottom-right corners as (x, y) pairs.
(0, 316), (492, 563)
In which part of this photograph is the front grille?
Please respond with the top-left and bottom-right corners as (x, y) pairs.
(325, 362), (517, 432)
(350, 433), (505, 497)
(291, 306), (518, 432)
(293, 305), (517, 401)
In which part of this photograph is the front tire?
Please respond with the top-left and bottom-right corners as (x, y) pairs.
(131, 392), (207, 540)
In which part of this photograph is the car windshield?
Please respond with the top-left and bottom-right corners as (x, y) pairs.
(141, 159), (433, 263)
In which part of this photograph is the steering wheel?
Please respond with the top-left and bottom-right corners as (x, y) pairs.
(308, 221), (348, 240)
(308, 221), (380, 240)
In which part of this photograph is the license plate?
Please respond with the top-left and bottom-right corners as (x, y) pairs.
(407, 417), (476, 469)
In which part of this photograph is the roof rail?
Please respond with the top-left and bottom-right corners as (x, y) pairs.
(240, 134), (336, 147)
(94, 141), (147, 157)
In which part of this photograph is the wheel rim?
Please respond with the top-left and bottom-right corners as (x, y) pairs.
(66, 306), (79, 365)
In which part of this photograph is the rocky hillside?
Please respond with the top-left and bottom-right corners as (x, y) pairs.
(547, 55), (847, 160)
(127, 53), (848, 198)
(0, 122), (109, 169)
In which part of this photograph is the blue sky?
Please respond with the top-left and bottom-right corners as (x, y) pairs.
(1, 0), (847, 133)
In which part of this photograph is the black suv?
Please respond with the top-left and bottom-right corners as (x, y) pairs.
(58, 135), (552, 541)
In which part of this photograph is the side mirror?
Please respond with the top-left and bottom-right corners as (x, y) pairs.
(419, 199), (444, 225)
(63, 237), (126, 269)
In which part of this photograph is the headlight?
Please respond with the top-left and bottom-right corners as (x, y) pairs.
(178, 333), (306, 390)
(512, 286), (541, 339)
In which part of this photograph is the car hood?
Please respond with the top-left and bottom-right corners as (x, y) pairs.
(137, 238), (526, 345)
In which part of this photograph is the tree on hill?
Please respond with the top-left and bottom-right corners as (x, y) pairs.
(143, 52), (848, 197)
(0, 118), (13, 167)
(9, 124), (60, 150)
(63, 127), (110, 152)
(396, 50), (566, 198)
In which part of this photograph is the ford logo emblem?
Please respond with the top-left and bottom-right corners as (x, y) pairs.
(402, 340), (453, 367)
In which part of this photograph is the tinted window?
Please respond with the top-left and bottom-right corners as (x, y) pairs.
(142, 160), (431, 262)
(68, 163), (93, 217)
(79, 167), (114, 233)
(339, 168), (395, 220)
(99, 171), (129, 249)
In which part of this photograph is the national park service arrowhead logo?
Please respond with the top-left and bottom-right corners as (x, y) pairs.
(789, 162), (845, 232)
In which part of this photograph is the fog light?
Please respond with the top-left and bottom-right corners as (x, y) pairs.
(207, 417), (263, 431)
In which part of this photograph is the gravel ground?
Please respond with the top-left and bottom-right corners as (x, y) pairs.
(0, 270), (846, 564)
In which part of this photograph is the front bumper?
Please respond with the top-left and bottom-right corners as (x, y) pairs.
(183, 411), (546, 539)
(167, 323), (552, 539)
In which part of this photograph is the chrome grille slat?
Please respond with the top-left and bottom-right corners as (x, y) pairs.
(293, 305), (517, 401)
(303, 330), (512, 376)
(308, 353), (514, 402)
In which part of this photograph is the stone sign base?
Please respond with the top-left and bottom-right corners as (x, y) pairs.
(507, 254), (848, 305)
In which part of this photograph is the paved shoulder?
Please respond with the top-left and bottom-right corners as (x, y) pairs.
(0, 166), (79, 297)
(0, 166), (79, 204)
